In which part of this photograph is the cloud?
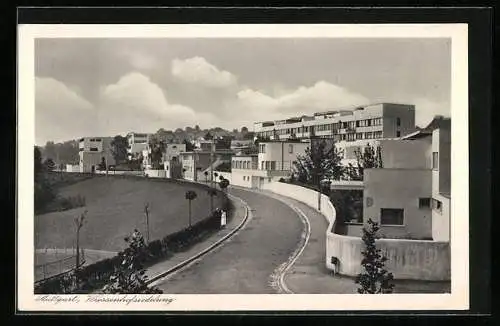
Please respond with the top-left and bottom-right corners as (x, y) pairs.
(99, 72), (198, 135)
(235, 81), (370, 119)
(124, 51), (158, 70)
(411, 97), (450, 128)
(171, 57), (237, 88)
(35, 77), (96, 144)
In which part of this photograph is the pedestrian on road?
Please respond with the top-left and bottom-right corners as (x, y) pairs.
(220, 209), (227, 228)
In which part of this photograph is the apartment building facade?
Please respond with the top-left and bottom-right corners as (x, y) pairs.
(231, 140), (310, 189)
(78, 137), (115, 173)
(254, 103), (415, 142)
(180, 150), (233, 182)
(127, 132), (151, 159)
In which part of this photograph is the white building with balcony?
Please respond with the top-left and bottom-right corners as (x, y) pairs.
(231, 140), (310, 189)
(127, 132), (151, 160)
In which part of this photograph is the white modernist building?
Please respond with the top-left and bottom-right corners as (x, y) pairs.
(231, 140), (310, 189)
(78, 137), (115, 173)
(254, 103), (416, 166)
(127, 132), (151, 160)
(338, 116), (451, 241)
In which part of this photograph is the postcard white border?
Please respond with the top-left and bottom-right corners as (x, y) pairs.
(17, 23), (469, 311)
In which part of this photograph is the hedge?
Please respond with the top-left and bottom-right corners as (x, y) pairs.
(35, 194), (233, 294)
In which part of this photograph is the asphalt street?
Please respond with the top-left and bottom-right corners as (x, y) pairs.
(155, 187), (304, 294)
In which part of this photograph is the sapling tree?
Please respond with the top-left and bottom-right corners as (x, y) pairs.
(102, 229), (162, 294)
(185, 190), (198, 228)
(347, 144), (383, 181)
(355, 218), (395, 294)
(293, 139), (344, 210)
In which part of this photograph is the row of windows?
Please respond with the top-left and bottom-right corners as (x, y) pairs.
(339, 131), (384, 141)
(256, 117), (397, 138)
(232, 160), (253, 169)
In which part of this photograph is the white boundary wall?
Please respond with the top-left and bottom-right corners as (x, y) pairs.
(262, 181), (450, 281)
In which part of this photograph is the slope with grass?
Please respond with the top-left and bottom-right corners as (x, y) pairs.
(34, 176), (226, 252)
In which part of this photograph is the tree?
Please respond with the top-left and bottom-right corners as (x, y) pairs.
(195, 125), (201, 131)
(347, 144), (383, 181)
(207, 188), (217, 214)
(293, 139), (344, 210)
(34, 146), (56, 212)
(74, 210), (87, 275)
(241, 126), (249, 134)
(43, 158), (56, 171)
(355, 219), (395, 294)
(183, 139), (195, 152)
(185, 190), (198, 228)
(111, 135), (129, 165)
(219, 178), (230, 193)
(102, 229), (162, 294)
(98, 157), (107, 171)
(204, 132), (213, 140)
(148, 137), (165, 169)
(44, 141), (58, 163)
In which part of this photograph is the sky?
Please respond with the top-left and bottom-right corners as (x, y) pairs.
(34, 38), (451, 145)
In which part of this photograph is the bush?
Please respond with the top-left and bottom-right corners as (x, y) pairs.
(35, 192), (232, 294)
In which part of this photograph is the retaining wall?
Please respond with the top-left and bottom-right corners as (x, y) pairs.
(262, 181), (451, 281)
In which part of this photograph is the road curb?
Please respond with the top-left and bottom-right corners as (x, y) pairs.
(265, 195), (311, 294)
(146, 193), (251, 286)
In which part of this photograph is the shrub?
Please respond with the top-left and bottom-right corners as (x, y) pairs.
(355, 219), (395, 294)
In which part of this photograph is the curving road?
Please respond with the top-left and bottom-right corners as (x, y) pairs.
(154, 187), (304, 294)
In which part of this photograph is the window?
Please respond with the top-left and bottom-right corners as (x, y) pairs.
(432, 152), (439, 170)
(270, 161), (276, 170)
(380, 208), (404, 225)
(288, 144), (293, 153)
(432, 199), (443, 214)
(396, 117), (401, 126)
(419, 198), (431, 208)
(265, 161), (270, 170)
(396, 131), (401, 137)
(261, 161), (265, 169)
(90, 147), (99, 152)
(365, 132), (373, 139)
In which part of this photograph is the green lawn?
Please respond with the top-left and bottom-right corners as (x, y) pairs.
(34, 176), (226, 252)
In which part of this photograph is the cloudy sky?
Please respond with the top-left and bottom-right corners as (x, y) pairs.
(35, 38), (450, 145)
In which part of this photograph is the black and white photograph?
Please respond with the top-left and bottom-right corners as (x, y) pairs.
(17, 23), (469, 311)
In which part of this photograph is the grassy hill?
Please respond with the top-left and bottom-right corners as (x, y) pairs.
(34, 176), (227, 252)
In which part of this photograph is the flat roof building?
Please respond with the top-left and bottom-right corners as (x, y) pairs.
(254, 103), (416, 142)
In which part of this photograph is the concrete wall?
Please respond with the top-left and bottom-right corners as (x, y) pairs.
(144, 169), (168, 178)
(432, 193), (450, 241)
(379, 139), (431, 169)
(66, 164), (79, 172)
(326, 234), (450, 280)
(263, 181), (450, 281)
(363, 168), (432, 239)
